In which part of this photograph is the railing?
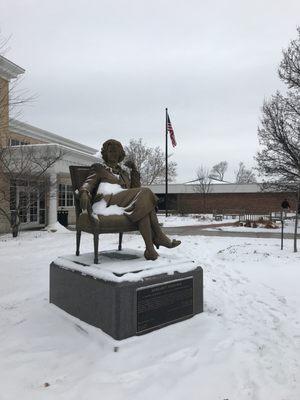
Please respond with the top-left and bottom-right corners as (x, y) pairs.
(212, 209), (245, 221)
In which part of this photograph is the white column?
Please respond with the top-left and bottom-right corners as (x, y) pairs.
(48, 172), (57, 226)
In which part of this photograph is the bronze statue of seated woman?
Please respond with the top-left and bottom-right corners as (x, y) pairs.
(79, 139), (181, 260)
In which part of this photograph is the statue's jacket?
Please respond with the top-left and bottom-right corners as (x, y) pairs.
(79, 163), (158, 222)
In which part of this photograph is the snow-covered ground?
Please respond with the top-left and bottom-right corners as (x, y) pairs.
(208, 219), (299, 233)
(158, 214), (236, 227)
(1, 228), (300, 400)
(157, 214), (299, 235)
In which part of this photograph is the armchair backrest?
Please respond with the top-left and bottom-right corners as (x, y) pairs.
(69, 165), (91, 218)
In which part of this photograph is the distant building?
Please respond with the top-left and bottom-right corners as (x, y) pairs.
(0, 55), (98, 234)
(148, 183), (296, 215)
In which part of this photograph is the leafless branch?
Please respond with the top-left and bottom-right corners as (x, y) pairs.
(124, 138), (177, 185)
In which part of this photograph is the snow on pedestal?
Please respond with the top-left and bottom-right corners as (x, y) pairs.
(53, 249), (198, 282)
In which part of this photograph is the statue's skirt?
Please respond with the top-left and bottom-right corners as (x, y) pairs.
(104, 187), (158, 223)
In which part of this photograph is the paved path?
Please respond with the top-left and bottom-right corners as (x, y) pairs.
(162, 223), (300, 239)
(69, 221), (299, 239)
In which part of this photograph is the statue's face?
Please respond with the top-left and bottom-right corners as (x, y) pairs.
(106, 143), (120, 164)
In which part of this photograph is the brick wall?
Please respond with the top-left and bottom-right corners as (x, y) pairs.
(0, 212), (10, 234)
(176, 192), (297, 214)
(0, 173), (11, 234)
(0, 77), (9, 139)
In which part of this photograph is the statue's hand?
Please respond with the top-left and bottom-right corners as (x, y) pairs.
(80, 191), (91, 211)
(124, 159), (137, 170)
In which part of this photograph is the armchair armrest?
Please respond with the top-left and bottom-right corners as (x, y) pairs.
(74, 189), (97, 225)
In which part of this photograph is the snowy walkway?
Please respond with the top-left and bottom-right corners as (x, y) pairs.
(0, 230), (300, 400)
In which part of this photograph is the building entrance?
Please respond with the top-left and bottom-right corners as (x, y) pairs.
(17, 186), (39, 225)
(13, 185), (46, 227)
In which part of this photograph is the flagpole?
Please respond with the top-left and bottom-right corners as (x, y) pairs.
(165, 108), (168, 217)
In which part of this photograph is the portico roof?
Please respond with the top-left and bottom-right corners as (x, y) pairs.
(6, 143), (99, 175)
(10, 119), (98, 155)
(0, 55), (25, 81)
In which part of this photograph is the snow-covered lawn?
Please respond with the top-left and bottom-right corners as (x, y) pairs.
(1, 229), (300, 400)
(158, 214), (236, 227)
(208, 219), (299, 233)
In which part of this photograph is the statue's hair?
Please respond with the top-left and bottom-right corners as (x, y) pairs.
(101, 139), (125, 163)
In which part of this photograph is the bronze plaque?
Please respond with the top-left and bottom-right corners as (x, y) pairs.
(136, 277), (194, 333)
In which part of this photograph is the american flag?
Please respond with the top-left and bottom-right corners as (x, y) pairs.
(167, 112), (177, 147)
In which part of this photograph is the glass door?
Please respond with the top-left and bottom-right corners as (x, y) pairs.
(17, 187), (40, 226)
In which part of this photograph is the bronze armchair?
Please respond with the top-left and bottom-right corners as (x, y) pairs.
(69, 166), (138, 264)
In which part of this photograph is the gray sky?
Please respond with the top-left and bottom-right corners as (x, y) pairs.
(1, 0), (300, 182)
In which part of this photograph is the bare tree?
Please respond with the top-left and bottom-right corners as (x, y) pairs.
(256, 91), (300, 190)
(256, 26), (300, 251)
(124, 138), (177, 185)
(0, 31), (10, 57)
(210, 161), (228, 181)
(0, 142), (64, 237)
(194, 166), (212, 212)
(0, 40), (33, 128)
(278, 27), (300, 89)
(235, 162), (257, 184)
(0, 34), (47, 236)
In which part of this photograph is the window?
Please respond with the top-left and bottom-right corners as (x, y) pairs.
(10, 180), (45, 225)
(9, 138), (29, 146)
(59, 184), (74, 207)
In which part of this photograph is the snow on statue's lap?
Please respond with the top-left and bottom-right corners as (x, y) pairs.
(93, 182), (126, 216)
(92, 199), (125, 216)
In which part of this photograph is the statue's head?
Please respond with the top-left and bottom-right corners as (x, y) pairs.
(101, 139), (125, 164)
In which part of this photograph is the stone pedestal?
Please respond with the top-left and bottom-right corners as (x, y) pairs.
(50, 250), (203, 340)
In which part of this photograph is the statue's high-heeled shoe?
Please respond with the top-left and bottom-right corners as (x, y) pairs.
(144, 248), (159, 261)
(153, 236), (181, 249)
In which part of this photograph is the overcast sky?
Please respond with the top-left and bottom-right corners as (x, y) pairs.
(1, 0), (300, 182)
